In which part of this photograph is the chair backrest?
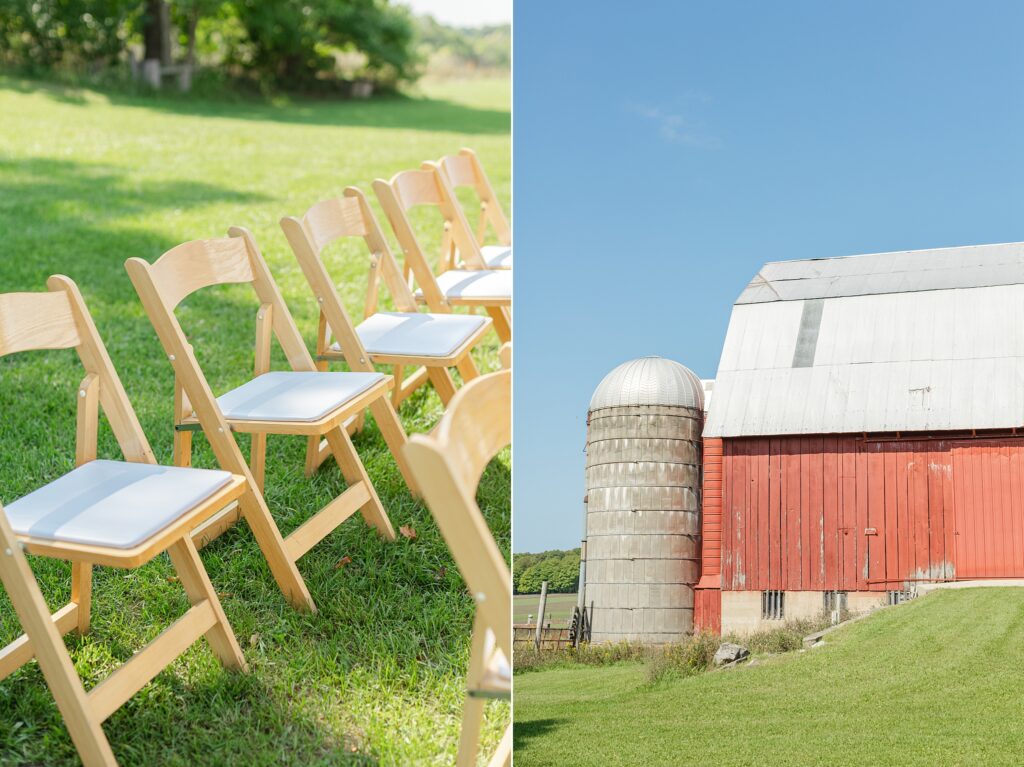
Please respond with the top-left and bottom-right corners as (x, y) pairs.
(280, 188), (419, 372)
(373, 163), (488, 289)
(125, 229), (318, 479)
(403, 369), (511, 656)
(0, 276), (155, 467)
(434, 148), (510, 247)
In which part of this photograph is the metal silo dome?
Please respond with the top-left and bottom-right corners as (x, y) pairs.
(583, 355), (704, 644)
(589, 356), (704, 411)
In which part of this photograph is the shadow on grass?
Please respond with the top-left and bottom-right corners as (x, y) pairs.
(0, 155), (269, 300)
(513, 717), (564, 752)
(0, 74), (510, 135)
(0, 660), (378, 766)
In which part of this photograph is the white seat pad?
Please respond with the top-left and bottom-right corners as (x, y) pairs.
(481, 245), (512, 268)
(217, 371), (385, 422)
(5, 460), (233, 549)
(337, 312), (488, 358)
(416, 269), (512, 301)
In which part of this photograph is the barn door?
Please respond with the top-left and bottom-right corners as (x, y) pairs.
(861, 440), (955, 589)
(951, 440), (1024, 578)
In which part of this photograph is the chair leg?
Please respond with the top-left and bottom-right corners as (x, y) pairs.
(324, 425), (396, 540)
(237, 492), (316, 613)
(485, 307), (511, 344)
(70, 562), (92, 635)
(173, 429), (192, 467)
(165, 537), (247, 671)
(0, 522), (117, 766)
(455, 353), (481, 383)
(457, 615), (489, 767)
(427, 366), (458, 406)
(366, 396), (420, 498)
(487, 724), (512, 767)
(457, 697), (486, 767)
(250, 432), (267, 493)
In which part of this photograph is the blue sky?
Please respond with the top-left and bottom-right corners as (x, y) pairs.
(512, 1), (1024, 552)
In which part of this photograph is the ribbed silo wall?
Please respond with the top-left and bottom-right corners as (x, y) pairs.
(584, 403), (702, 643)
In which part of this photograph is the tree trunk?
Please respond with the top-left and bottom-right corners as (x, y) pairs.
(186, 10), (199, 67)
(143, 0), (171, 65)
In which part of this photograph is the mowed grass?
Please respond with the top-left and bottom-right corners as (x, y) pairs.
(513, 593), (577, 624)
(515, 589), (1024, 766)
(0, 75), (509, 766)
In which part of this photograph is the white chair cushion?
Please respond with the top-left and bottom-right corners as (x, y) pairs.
(481, 245), (512, 268)
(416, 269), (512, 301)
(334, 312), (488, 358)
(5, 460), (233, 549)
(217, 371), (385, 422)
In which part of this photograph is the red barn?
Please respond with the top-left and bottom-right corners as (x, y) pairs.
(694, 243), (1024, 634)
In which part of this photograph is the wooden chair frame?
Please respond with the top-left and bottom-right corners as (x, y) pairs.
(432, 148), (510, 263)
(281, 187), (492, 414)
(403, 369), (511, 767)
(0, 276), (247, 767)
(126, 227), (410, 613)
(373, 165), (512, 344)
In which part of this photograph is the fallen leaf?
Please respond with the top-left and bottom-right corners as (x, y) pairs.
(335, 555), (353, 569)
(399, 524), (417, 540)
(166, 576), (179, 583)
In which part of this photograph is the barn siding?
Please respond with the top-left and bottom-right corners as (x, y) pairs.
(718, 435), (1024, 591)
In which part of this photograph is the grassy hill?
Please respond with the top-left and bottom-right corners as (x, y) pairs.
(515, 588), (1024, 766)
(0, 75), (509, 766)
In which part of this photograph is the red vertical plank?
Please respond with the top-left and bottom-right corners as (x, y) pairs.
(897, 443), (912, 585)
(800, 438), (811, 590)
(733, 439), (747, 589)
(999, 443), (1014, 575)
(768, 438), (782, 590)
(969, 445), (984, 577)
(721, 442), (733, 589)
(785, 438), (802, 590)
(952, 446), (968, 577)
(883, 445), (899, 588)
(745, 439), (758, 591)
(926, 444), (944, 580)
(940, 442), (955, 579)
(823, 437), (839, 590)
(809, 437), (825, 590)
(756, 440), (770, 592)
(911, 442), (930, 579)
(1011, 443), (1024, 574)
(865, 443), (884, 590)
(839, 440), (855, 590)
(857, 443), (871, 590)
(978, 444), (993, 577)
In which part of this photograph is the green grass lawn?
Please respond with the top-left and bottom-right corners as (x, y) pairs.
(0, 74), (509, 766)
(515, 589), (1024, 766)
(513, 593), (577, 625)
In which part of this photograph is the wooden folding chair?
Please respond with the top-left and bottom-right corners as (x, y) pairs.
(373, 164), (512, 344)
(403, 370), (511, 767)
(0, 276), (248, 767)
(281, 187), (493, 410)
(432, 148), (511, 270)
(125, 227), (411, 613)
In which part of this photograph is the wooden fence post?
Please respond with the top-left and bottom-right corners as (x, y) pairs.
(533, 581), (548, 650)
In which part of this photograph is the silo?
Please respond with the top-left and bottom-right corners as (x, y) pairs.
(584, 356), (704, 643)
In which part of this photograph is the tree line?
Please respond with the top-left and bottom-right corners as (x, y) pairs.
(513, 549), (580, 595)
(0, 0), (507, 91)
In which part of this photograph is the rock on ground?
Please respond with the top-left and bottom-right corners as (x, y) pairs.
(714, 642), (750, 666)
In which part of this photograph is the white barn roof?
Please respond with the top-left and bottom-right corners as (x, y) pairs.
(704, 242), (1024, 438)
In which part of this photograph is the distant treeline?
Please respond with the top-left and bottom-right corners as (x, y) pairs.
(0, 1), (509, 92)
(513, 549), (580, 595)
